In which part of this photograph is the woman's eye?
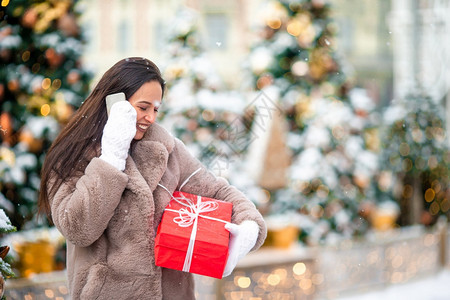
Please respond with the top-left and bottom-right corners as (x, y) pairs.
(154, 108), (159, 112)
(138, 107), (147, 111)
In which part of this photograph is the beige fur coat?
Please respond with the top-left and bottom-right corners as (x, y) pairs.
(49, 123), (267, 299)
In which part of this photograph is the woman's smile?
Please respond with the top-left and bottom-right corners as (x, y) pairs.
(137, 123), (150, 131)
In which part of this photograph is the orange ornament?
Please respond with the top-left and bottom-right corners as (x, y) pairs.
(7, 79), (19, 92)
(45, 48), (64, 68)
(256, 74), (273, 90)
(19, 129), (43, 153)
(0, 112), (12, 132)
(0, 112), (12, 144)
(67, 70), (81, 84)
(53, 100), (74, 123)
(57, 13), (79, 37)
(22, 8), (39, 28)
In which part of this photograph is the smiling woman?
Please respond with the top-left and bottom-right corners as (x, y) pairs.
(128, 81), (162, 140)
(37, 57), (267, 300)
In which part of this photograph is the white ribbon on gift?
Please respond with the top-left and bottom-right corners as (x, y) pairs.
(158, 168), (230, 272)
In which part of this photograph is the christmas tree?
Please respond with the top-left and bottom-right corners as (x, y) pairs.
(158, 7), (230, 159)
(0, 0), (92, 229)
(158, 8), (267, 206)
(379, 93), (450, 226)
(0, 208), (16, 297)
(246, 0), (380, 244)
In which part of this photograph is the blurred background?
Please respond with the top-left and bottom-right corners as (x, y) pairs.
(0, 0), (449, 299)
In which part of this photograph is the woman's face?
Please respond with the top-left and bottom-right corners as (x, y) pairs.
(128, 80), (162, 140)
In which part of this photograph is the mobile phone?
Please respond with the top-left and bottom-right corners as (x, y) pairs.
(106, 92), (126, 117)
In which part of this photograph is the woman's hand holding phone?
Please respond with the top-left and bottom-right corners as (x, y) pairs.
(99, 99), (137, 171)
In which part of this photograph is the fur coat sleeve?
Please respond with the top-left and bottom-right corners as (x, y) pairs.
(173, 138), (267, 251)
(50, 158), (128, 247)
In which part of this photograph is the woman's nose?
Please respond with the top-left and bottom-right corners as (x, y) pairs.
(144, 112), (156, 123)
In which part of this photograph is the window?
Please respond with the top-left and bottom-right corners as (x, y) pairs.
(118, 20), (130, 53)
(205, 13), (228, 50)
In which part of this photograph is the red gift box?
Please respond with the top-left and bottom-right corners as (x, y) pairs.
(155, 191), (232, 279)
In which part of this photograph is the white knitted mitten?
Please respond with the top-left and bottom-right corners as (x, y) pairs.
(99, 100), (137, 171)
(223, 220), (259, 277)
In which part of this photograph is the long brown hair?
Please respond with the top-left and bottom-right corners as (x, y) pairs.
(39, 57), (165, 222)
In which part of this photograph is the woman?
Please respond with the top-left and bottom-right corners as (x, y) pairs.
(39, 57), (266, 299)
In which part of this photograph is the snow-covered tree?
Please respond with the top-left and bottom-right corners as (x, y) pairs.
(379, 93), (449, 226)
(246, 0), (381, 244)
(0, 0), (92, 228)
(158, 8), (267, 206)
(0, 208), (17, 296)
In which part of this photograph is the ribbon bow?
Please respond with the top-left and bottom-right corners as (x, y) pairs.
(171, 193), (219, 228)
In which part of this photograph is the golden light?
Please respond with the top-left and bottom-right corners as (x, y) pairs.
(399, 143), (410, 156)
(274, 268), (288, 281)
(42, 78), (52, 90)
(434, 127), (445, 142)
(261, 189), (271, 204)
(293, 262), (306, 275)
(267, 273), (281, 286)
(424, 188), (435, 203)
(262, 1), (287, 29)
(53, 98), (73, 123)
(22, 51), (31, 62)
(316, 184), (330, 198)
(428, 156), (438, 169)
(299, 278), (312, 290)
(0, 146), (15, 166)
(430, 202), (440, 215)
(267, 19), (282, 29)
(441, 199), (450, 212)
(287, 20), (302, 36)
(297, 180), (310, 193)
(45, 289), (55, 298)
(237, 276), (251, 288)
(311, 205), (324, 218)
(58, 286), (68, 295)
(297, 25), (316, 48)
(432, 180), (441, 193)
(411, 128), (423, 142)
(41, 103), (51, 116)
(1, 0), (9, 7)
(402, 158), (412, 172)
(52, 79), (62, 90)
(201, 109), (215, 122)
